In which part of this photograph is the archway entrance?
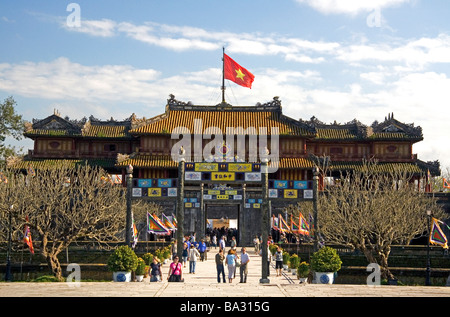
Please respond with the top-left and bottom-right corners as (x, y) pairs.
(205, 203), (239, 246)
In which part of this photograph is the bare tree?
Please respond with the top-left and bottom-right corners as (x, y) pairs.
(0, 165), (127, 280)
(294, 160), (445, 280)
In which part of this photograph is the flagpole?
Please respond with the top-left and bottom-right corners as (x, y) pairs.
(221, 46), (225, 104)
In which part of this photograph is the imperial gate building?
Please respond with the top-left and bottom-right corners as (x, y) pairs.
(13, 96), (440, 246)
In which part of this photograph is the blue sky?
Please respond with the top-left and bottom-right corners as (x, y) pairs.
(1, 0), (450, 171)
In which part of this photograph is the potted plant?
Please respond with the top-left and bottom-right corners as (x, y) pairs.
(162, 247), (171, 264)
(282, 251), (290, 271)
(310, 246), (342, 284)
(289, 254), (300, 275)
(107, 245), (138, 282)
(135, 257), (147, 282)
(142, 253), (154, 277)
(297, 262), (310, 283)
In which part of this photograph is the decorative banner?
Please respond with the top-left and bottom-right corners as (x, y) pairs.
(269, 189), (278, 198)
(304, 189), (313, 199)
(274, 180), (288, 189)
(158, 179), (173, 187)
(138, 179), (152, 187)
(211, 172), (235, 181)
(168, 188), (177, 197)
(185, 172), (202, 181)
(278, 214), (290, 233)
(148, 188), (162, 197)
(298, 213), (310, 236)
(253, 203), (261, 208)
(284, 189), (298, 199)
(195, 163), (218, 172)
(132, 188), (142, 197)
(185, 202), (193, 208)
(293, 181), (308, 189)
(228, 163), (253, 172)
(430, 217), (448, 249)
(245, 173), (261, 182)
(147, 212), (170, 235)
(162, 213), (176, 231)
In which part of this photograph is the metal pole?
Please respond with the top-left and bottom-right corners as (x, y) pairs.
(4, 205), (13, 281)
(176, 159), (185, 260)
(313, 167), (319, 252)
(426, 210), (432, 286)
(125, 165), (133, 247)
(260, 161), (270, 284)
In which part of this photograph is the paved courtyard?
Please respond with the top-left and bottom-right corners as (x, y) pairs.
(1, 248), (450, 298)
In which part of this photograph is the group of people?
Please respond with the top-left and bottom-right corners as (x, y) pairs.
(215, 247), (250, 283)
(147, 238), (251, 283)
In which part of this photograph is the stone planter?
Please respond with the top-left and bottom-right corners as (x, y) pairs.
(299, 277), (308, 284)
(314, 272), (334, 284)
(113, 271), (132, 282)
(135, 275), (144, 282)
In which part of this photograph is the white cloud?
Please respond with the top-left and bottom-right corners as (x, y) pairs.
(62, 18), (117, 37)
(295, 0), (412, 15)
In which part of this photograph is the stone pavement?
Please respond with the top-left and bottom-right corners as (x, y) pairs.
(1, 247), (450, 298)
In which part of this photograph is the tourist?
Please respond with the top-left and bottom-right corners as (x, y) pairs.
(189, 245), (200, 274)
(225, 249), (239, 283)
(182, 243), (188, 268)
(239, 247), (250, 283)
(215, 248), (226, 283)
(230, 236), (237, 250)
(275, 246), (283, 277)
(212, 235), (217, 249)
(167, 255), (183, 282)
(150, 257), (162, 282)
(219, 235), (226, 251)
(253, 235), (260, 254)
(198, 239), (207, 261)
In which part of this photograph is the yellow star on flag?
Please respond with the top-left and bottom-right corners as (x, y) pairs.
(235, 68), (246, 81)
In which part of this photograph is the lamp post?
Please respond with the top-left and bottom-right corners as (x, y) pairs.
(4, 205), (13, 282)
(176, 148), (185, 260)
(312, 167), (319, 252)
(260, 159), (270, 284)
(125, 165), (133, 247)
(426, 209), (432, 286)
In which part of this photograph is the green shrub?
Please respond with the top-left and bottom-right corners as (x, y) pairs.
(289, 254), (300, 269)
(142, 253), (154, 265)
(135, 258), (147, 275)
(310, 246), (342, 272)
(282, 251), (291, 265)
(33, 275), (60, 282)
(107, 245), (138, 272)
(297, 262), (310, 278)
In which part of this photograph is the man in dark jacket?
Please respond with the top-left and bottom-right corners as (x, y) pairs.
(198, 239), (207, 261)
(215, 249), (226, 283)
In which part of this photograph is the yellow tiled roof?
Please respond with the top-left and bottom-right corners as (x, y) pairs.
(10, 158), (117, 170)
(130, 108), (314, 137)
(329, 161), (423, 174)
(116, 155), (315, 169)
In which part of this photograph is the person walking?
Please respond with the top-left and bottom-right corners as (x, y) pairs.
(198, 239), (207, 261)
(150, 257), (163, 282)
(181, 243), (188, 268)
(212, 235), (217, 249)
(219, 235), (226, 252)
(275, 246), (283, 277)
(225, 249), (239, 283)
(230, 236), (237, 250)
(167, 255), (183, 282)
(189, 245), (200, 274)
(215, 248), (226, 283)
(253, 235), (260, 254)
(239, 247), (250, 283)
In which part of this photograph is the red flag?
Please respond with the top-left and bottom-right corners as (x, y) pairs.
(223, 53), (255, 88)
